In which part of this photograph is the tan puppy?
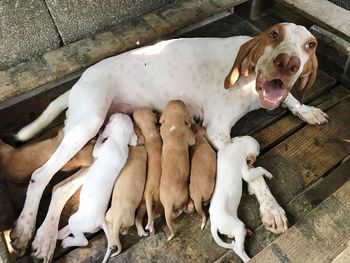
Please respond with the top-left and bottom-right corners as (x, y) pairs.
(188, 123), (216, 230)
(133, 107), (163, 236)
(0, 129), (93, 183)
(159, 100), (195, 241)
(104, 125), (147, 259)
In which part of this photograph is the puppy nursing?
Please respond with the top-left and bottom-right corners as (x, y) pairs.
(0, 129), (93, 183)
(133, 108), (163, 236)
(57, 114), (137, 252)
(209, 136), (272, 263)
(188, 123), (216, 229)
(104, 125), (147, 260)
(159, 100), (195, 241)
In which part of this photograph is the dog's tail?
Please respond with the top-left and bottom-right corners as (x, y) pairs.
(16, 90), (70, 141)
(210, 221), (234, 249)
(105, 215), (122, 259)
(193, 196), (207, 230)
(101, 219), (114, 263)
(164, 203), (175, 241)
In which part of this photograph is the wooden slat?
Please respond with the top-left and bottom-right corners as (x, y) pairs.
(251, 180), (350, 263)
(332, 245), (350, 263)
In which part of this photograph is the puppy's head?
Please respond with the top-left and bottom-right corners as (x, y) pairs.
(231, 135), (260, 161)
(224, 22), (318, 107)
(105, 114), (137, 146)
(160, 100), (191, 125)
(191, 123), (206, 137)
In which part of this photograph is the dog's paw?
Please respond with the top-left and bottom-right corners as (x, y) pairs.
(10, 217), (35, 256)
(294, 105), (329, 125)
(145, 223), (155, 235)
(263, 169), (273, 179)
(137, 228), (149, 237)
(31, 225), (58, 263)
(260, 198), (288, 234)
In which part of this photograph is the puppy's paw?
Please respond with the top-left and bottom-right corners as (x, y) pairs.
(260, 198), (288, 234)
(263, 169), (273, 179)
(294, 105), (329, 125)
(137, 228), (149, 237)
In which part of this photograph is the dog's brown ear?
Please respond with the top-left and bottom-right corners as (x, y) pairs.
(224, 37), (261, 89)
(187, 129), (196, 146)
(185, 114), (192, 126)
(159, 111), (166, 124)
(295, 53), (318, 103)
(246, 153), (256, 167)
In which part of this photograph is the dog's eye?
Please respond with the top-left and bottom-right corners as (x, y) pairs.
(306, 42), (316, 49)
(270, 31), (279, 39)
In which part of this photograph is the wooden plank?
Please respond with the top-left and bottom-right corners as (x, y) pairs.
(275, 0), (350, 42)
(332, 245), (350, 263)
(251, 181), (350, 262)
(333, 174), (350, 210)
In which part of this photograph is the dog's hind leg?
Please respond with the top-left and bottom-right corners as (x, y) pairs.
(135, 201), (148, 237)
(32, 168), (87, 262)
(231, 219), (250, 263)
(10, 107), (107, 254)
(145, 194), (155, 235)
(61, 232), (89, 248)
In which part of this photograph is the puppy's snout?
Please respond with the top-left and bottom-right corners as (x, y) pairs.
(273, 53), (300, 75)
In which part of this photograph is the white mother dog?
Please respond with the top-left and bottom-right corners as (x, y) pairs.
(10, 23), (328, 254)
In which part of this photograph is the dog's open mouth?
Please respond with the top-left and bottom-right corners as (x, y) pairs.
(256, 73), (289, 109)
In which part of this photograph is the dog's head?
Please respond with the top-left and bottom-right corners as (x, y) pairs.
(105, 114), (137, 146)
(159, 100), (191, 126)
(224, 23), (318, 109)
(231, 135), (260, 162)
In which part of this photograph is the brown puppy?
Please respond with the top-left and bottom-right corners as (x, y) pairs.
(188, 123), (216, 230)
(133, 107), (163, 236)
(159, 100), (195, 241)
(105, 126), (147, 258)
(0, 129), (93, 183)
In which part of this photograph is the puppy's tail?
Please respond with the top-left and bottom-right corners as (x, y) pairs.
(16, 90), (70, 141)
(193, 196), (206, 230)
(102, 220), (114, 263)
(210, 222), (234, 250)
(102, 213), (122, 263)
(164, 203), (175, 241)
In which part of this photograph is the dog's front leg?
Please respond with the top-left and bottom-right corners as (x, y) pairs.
(283, 93), (328, 125)
(248, 176), (288, 234)
(31, 168), (87, 263)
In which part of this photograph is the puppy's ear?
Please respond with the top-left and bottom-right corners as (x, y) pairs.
(185, 114), (192, 126)
(159, 111), (166, 124)
(129, 132), (138, 146)
(224, 36), (261, 89)
(187, 129), (196, 146)
(246, 153), (256, 167)
(295, 53), (318, 103)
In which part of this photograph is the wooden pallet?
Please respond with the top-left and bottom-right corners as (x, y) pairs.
(0, 3), (349, 263)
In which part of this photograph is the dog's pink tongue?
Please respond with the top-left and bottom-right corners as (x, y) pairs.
(263, 79), (285, 101)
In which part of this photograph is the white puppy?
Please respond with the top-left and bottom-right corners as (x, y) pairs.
(57, 113), (137, 252)
(209, 136), (272, 263)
